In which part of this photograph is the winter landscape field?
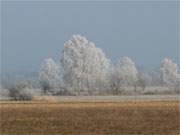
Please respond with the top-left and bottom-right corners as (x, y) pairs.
(0, 100), (179, 135)
(1, 1), (179, 135)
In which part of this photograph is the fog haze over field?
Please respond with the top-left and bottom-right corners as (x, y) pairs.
(1, 1), (179, 74)
(0, 2), (179, 135)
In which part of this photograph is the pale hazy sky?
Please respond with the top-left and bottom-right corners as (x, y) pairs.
(1, 1), (179, 73)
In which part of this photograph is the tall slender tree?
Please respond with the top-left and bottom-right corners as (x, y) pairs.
(39, 58), (60, 94)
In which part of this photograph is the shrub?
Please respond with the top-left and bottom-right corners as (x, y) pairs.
(8, 81), (33, 101)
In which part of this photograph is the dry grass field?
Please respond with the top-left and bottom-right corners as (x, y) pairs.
(0, 101), (180, 135)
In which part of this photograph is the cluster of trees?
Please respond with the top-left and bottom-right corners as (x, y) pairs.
(39, 35), (180, 95)
(1, 35), (179, 100)
(0, 80), (36, 101)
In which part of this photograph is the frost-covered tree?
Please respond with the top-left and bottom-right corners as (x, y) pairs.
(160, 58), (178, 87)
(175, 74), (180, 93)
(112, 57), (138, 91)
(149, 71), (161, 86)
(61, 35), (110, 94)
(109, 66), (123, 94)
(109, 57), (138, 94)
(8, 80), (34, 101)
(137, 72), (152, 91)
(39, 58), (61, 94)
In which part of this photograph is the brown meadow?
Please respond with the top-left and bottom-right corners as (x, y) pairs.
(0, 101), (180, 135)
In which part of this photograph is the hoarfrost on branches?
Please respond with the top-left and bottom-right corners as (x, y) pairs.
(109, 57), (138, 94)
(61, 35), (110, 94)
(36, 35), (179, 95)
(39, 58), (61, 94)
(160, 58), (178, 87)
(116, 57), (138, 87)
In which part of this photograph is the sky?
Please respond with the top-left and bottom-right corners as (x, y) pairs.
(1, 1), (179, 74)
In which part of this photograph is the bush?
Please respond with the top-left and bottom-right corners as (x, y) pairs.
(8, 81), (33, 101)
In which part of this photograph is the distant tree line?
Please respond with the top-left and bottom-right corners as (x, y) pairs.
(1, 35), (179, 100)
(39, 35), (180, 95)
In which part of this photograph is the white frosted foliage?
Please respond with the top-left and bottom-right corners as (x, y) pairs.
(61, 35), (110, 92)
(39, 58), (60, 92)
(160, 58), (178, 86)
(115, 57), (138, 87)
